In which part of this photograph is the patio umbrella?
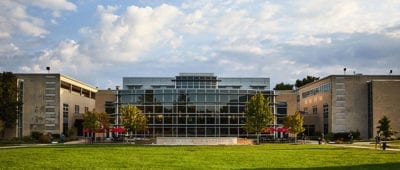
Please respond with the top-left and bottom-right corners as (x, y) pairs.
(277, 127), (289, 133)
(110, 127), (125, 133)
(264, 127), (276, 133)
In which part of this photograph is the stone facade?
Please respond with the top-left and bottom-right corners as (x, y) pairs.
(369, 80), (400, 139)
(298, 75), (400, 138)
(4, 73), (97, 139)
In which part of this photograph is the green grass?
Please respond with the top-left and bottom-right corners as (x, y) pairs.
(1, 144), (400, 169)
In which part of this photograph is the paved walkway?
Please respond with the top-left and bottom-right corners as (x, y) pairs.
(314, 141), (400, 152)
(2, 139), (400, 152)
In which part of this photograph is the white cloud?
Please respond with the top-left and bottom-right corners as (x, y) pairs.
(0, 1), (48, 37)
(79, 4), (182, 62)
(286, 35), (332, 46)
(290, 0), (400, 35)
(2, 0), (400, 89)
(25, 0), (76, 11)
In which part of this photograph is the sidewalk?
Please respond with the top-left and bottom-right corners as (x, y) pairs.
(0, 139), (87, 149)
(314, 141), (400, 152)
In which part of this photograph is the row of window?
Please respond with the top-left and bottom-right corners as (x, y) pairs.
(120, 105), (281, 115)
(62, 104), (89, 114)
(302, 82), (332, 98)
(120, 94), (269, 104)
(119, 89), (270, 95)
(303, 104), (329, 115)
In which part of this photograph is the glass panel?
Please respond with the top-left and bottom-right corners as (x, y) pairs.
(178, 114), (186, 124)
(187, 105), (196, 113)
(220, 116), (229, 124)
(196, 105), (205, 113)
(206, 114), (215, 124)
(220, 106), (229, 113)
(220, 127), (229, 135)
(197, 114), (205, 124)
(164, 105), (173, 113)
(230, 127), (238, 136)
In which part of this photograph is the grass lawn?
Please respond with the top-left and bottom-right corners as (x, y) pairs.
(1, 144), (399, 169)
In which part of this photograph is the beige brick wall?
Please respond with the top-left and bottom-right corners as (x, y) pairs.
(372, 80), (400, 139)
(275, 90), (297, 115)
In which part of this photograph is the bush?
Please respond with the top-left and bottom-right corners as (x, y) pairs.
(31, 131), (42, 140)
(325, 131), (360, 142)
(326, 132), (334, 141)
(39, 135), (50, 143)
(22, 136), (33, 143)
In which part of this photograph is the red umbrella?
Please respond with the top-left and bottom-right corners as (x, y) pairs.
(277, 127), (289, 133)
(264, 127), (276, 133)
(110, 127), (125, 133)
(83, 128), (90, 133)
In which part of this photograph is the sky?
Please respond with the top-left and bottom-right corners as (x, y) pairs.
(1, 0), (400, 89)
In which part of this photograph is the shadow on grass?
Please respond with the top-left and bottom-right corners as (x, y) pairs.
(240, 162), (400, 170)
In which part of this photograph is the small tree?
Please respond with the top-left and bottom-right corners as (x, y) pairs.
(377, 115), (393, 140)
(97, 112), (111, 130)
(243, 92), (274, 144)
(83, 111), (98, 139)
(283, 111), (305, 143)
(83, 111), (111, 139)
(120, 105), (148, 136)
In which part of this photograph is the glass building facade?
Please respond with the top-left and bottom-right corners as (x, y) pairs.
(118, 73), (275, 137)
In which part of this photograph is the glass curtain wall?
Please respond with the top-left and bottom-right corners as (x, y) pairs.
(119, 89), (274, 138)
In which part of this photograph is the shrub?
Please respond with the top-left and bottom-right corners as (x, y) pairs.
(326, 132), (334, 141)
(22, 136), (33, 143)
(39, 135), (50, 143)
(31, 131), (42, 140)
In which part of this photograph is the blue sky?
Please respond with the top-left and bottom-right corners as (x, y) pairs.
(1, 0), (400, 89)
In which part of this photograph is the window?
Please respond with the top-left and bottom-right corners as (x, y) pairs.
(303, 107), (308, 114)
(312, 106), (317, 114)
(323, 105), (328, 119)
(323, 104), (329, 134)
(63, 104), (69, 135)
(74, 105), (80, 114)
(84, 107), (89, 114)
(63, 104), (69, 114)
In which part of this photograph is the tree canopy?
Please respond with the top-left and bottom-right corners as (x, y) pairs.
(120, 105), (148, 133)
(0, 72), (21, 131)
(243, 92), (274, 144)
(283, 111), (305, 142)
(295, 76), (320, 88)
(377, 115), (393, 140)
(82, 111), (110, 132)
(273, 82), (294, 90)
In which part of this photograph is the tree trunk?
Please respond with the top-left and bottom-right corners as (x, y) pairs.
(256, 132), (260, 145)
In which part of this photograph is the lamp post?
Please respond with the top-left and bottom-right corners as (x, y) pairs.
(115, 86), (120, 136)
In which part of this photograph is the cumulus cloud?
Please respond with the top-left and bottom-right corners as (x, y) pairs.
(79, 4), (182, 62)
(1, 0), (400, 88)
(26, 0), (77, 11)
(0, 1), (48, 38)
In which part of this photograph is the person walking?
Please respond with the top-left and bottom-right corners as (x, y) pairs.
(375, 133), (381, 150)
(60, 133), (65, 143)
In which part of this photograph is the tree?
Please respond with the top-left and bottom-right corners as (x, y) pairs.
(377, 116), (393, 140)
(97, 112), (111, 131)
(295, 76), (319, 88)
(0, 72), (21, 137)
(120, 105), (148, 135)
(243, 92), (274, 144)
(283, 111), (305, 143)
(82, 111), (110, 137)
(273, 82), (294, 90)
(83, 111), (98, 135)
